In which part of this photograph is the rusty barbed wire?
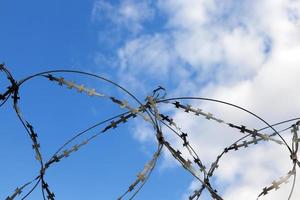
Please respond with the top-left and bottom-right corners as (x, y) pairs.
(0, 63), (299, 200)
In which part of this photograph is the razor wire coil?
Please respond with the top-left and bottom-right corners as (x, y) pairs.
(0, 63), (299, 200)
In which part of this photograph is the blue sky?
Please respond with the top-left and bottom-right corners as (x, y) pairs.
(1, 0), (300, 200)
(0, 1), (192, 199)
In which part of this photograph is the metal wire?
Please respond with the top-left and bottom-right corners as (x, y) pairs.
(1, 64), (299, 200)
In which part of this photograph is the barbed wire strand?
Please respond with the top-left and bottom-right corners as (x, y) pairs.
(0, 64), (299, 200)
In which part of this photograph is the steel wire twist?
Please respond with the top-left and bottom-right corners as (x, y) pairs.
(0, 63), (299, 200)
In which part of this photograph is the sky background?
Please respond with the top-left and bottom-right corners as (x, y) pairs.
(1, 0), (300, 200)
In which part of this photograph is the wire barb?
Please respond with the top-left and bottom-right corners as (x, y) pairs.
(1, 65), (299, 200)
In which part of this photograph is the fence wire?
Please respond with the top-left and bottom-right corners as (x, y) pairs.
(0, 63), (299, 200)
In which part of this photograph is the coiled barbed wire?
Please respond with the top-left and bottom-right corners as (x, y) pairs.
(0, 63), (299, 200)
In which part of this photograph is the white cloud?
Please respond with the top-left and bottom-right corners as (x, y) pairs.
(157, 0), (214, 29)
(132, 118), (156, 143)
(118, 34), (174, 77)
(92, 0), (155, 33)
(93, 0), (300, 199)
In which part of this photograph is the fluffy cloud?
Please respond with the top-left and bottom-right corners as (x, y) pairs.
(92, 0), (155, 33)
(118, 34), (174, 77)
(93, 0), (300, 199)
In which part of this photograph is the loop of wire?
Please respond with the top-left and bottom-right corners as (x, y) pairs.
(1, 64), (299, 200)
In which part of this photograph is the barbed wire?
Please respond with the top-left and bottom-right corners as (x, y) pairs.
(0, 63), (299, 200)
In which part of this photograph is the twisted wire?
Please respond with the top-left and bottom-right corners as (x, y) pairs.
(0, 64), (299, 200)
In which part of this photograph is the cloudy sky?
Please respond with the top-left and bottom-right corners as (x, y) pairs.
(1, 0), (300, 200)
